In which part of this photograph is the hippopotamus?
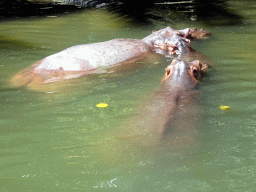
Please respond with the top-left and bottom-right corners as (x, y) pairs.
(11, 26), (209, 89)
(162, 33), (211, 65)
(143, 26), (209, 47)
(97, 58), (209, 167)
(142, 58), (208, 136)
(104, 58), (208, 139)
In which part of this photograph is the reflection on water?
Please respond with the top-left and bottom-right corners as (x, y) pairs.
(1, 1), (256, 191)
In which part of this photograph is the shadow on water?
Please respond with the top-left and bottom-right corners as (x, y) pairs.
(1, 0), (243, 26)
(0, 0), (86, 21)
(108, 0), (243, 26)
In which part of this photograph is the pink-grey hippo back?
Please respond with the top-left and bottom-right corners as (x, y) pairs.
(35, 39), (151, 73)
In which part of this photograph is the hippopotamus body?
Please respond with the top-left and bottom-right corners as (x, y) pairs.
(141, 59), (208, 136)
(11, 26), (209, 89)
(98, 59), (208, 167)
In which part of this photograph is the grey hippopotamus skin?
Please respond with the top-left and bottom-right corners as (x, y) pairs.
(11, 26), (209, 89)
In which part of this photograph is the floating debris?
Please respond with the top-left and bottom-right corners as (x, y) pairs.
(219, 105), (230, 111)
(96, 103), (108, 108)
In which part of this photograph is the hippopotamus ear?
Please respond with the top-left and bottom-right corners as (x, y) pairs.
(190, 60), (200, 68)
(200, 63), (208, 72)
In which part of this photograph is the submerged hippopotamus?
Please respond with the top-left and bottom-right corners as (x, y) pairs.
(144, 58), (208, 136)
(11, 26), (209, 89)
(98, 59), (209, 166)
(106, 58), (208, 139)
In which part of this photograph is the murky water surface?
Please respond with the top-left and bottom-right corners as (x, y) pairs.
(1, 1), (256, 191)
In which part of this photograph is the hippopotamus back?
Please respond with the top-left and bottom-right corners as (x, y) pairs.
(35, 39), (151, 72)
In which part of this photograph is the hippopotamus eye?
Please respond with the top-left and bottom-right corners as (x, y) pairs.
(191, 66), (200, 78)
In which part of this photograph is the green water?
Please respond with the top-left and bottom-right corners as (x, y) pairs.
(1, 1), (256, 191)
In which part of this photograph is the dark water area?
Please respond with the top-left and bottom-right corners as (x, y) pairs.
(0, 0), (243, 26)
(1, 0), (256, 191)
(0, 1), (86, 22)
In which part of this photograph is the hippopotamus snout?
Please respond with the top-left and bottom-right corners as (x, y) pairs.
(162, 59), (208, 88)
(153, 34), (190, 54)
(187, 28), (210, 39)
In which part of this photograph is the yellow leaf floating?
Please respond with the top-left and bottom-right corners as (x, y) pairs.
(219, 105), (230, 111)
(96, 103), (108, 108)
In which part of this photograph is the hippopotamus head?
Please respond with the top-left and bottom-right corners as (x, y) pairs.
(162, 59), (208, 89)
(151, 26), (210, 40)
(153, 34), (191, 55)
(142, 26), (209, 54)
(164, 34), (191, 54)
(151, 26), (177, 38)
(179, 28), (210, 39)
(142, 26), (179, 48)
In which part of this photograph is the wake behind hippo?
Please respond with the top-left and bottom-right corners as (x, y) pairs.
(11, 26), (209, 90)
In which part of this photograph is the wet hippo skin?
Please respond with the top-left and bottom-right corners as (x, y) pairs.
(11, 26), (209, 89)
